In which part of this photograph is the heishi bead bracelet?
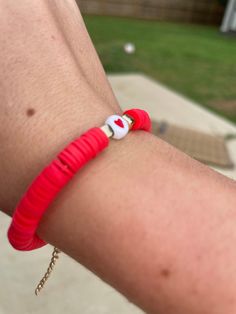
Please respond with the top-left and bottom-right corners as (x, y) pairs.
(7, 108), (151, 295)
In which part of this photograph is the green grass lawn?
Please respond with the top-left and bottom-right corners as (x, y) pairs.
(84, 15), (236, 124)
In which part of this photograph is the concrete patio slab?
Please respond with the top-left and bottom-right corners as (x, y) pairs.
(0, 73), (235, 314)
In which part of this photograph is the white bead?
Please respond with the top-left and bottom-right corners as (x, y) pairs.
(105, 115), (129, 140)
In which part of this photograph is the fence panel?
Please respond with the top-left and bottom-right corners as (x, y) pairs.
(77, 0), (224, 24)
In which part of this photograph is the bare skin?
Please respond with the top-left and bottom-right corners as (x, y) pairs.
(0, 1), (236, 313)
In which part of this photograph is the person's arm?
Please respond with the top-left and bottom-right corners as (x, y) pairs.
(1, 2), (236, 313)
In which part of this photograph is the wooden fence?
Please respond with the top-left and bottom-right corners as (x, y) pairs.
(77, 0), (225, 25)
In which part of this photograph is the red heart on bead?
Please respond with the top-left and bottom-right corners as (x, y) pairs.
(114, 118), (124, 128)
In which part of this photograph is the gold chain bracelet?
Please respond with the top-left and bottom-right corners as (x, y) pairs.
(35, 247), (61, 295)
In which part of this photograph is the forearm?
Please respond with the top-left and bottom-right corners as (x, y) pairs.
(37, 131), (236, 314)
(1, 2), (236, 314)
(0, 0), (119, 212)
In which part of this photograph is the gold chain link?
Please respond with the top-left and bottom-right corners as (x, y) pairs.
(35, 247), (61, 295)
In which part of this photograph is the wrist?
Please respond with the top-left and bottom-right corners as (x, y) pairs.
(0, 1), (121, 215)
(1, 100), (120, 217)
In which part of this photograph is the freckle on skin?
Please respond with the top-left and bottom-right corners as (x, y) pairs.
(160, 269), (171, 278)
(191, 288), (198, 295)
(26, 108), (36, 117)
(197, 254), (202, 261)
(51, 35), (56, 40)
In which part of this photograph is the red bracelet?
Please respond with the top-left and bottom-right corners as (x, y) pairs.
(7, 109), (151, 252)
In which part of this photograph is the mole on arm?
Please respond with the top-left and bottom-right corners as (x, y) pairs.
(160, 269), (171, 279)
(26, 108), (36, 117)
